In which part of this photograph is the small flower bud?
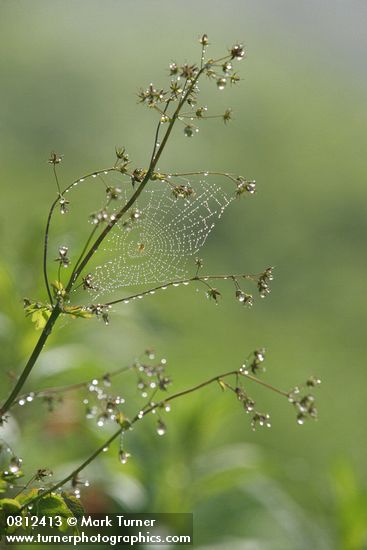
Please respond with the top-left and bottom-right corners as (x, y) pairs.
(230, 44), (246, 60)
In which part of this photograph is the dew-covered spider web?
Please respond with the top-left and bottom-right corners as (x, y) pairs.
(91, 176), (234, 299)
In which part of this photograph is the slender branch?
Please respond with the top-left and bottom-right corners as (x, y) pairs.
(242, 372), (289, 398)
(21, 365), (292, 510)
(0, 305), (62, 417)
(20, 368), (239, 509)
(64, 69), (205, 293)
(169, 171), (240, 184)
(13, 363), (134, 409)
(69, 225), (98, 285)
(103, 272), (260, 307)
(43, 167), (117, 304)
(149, 100), (171, 166)
(52, 165), (61, 195)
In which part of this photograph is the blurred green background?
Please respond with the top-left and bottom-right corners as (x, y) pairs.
(1, 1), (367, 548)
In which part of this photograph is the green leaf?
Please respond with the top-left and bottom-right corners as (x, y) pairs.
(24, 301), (52, 330)
(61, 492), (85, 518)
(0, 498), (22, 535)
(35, 494), (73, 532)
(15, 488), (39, 506)
(31, 309), (51, 330)
(63, 306), (93, 320)
(0, 498), (22, 512)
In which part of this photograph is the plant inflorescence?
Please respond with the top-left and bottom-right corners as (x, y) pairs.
(0, 35), (320, 533)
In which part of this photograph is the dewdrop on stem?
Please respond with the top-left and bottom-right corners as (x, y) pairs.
(156, 419), (167, 436)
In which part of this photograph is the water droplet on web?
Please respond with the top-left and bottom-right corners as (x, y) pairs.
(89, 177), (235, 298)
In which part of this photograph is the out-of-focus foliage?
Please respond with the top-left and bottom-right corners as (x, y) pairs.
(1, 1), (367, 548)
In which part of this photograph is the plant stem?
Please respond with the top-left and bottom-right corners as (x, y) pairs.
(43, 167), (117, 305)
(13, 363), (133, 408)
(21, 364), (291, 509)
(64, 69), (204, 293)
(2, 73), (203, 421)
(20, 368), (239, 509)
(103, 272), (259, 306)
(0, 305), (61, 417)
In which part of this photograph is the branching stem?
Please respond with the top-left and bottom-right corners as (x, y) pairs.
(20, 366), (290, 510)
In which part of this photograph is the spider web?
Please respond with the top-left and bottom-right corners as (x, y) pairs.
(91, 177), (234, 299)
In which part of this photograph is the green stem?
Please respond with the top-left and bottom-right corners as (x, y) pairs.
(21, 368), (239, 510)
(65, 70), (204, 293)
(2, 67), (205, 423)
(0, 305), (61, 417)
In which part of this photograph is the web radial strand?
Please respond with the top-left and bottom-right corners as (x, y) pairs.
(91, 177), (234, 298)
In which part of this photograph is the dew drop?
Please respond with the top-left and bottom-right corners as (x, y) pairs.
(119, 450), (130, 464)
(217, 78), (227, 90)
(156, 420), (167, 436)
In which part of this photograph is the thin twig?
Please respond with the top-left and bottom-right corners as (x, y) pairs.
(103, 272), (260, 307)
